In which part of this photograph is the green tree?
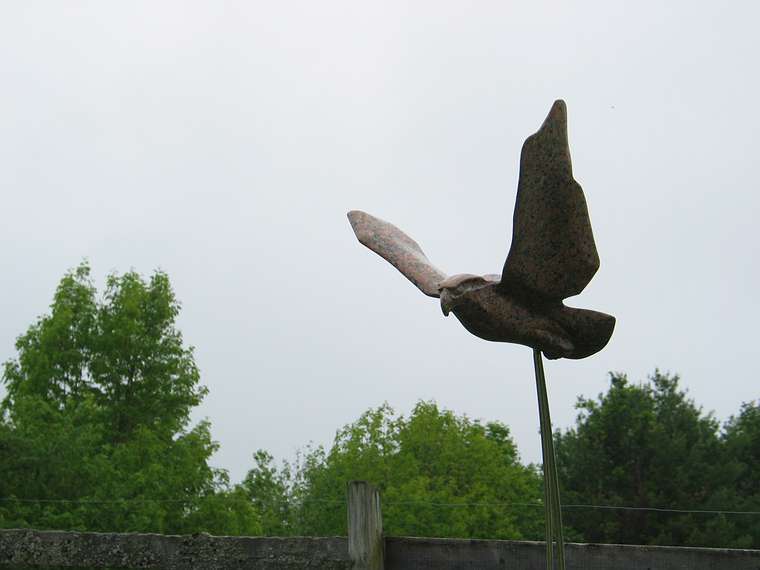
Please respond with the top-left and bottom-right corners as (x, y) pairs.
(0, 262), (260, 535)
(555, 371), (724, 546)
(709, 400), (760, 548)
(240, 450), (293, 536)
(244, 401), (544, 539)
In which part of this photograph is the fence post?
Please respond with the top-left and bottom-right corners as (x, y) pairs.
(348, 480), (385, 570)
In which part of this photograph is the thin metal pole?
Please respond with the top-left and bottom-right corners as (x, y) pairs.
(535, 351), (554, 569)
(540, 351), (565, 570)
(533, 349), (566, 570)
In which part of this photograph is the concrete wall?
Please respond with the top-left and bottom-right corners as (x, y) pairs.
(387, 537), (760, 569)
(2, 529), (759, 569)
(0, 530), (350, 569)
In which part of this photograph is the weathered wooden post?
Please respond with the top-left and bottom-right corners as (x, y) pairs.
(348, 480), (384, 570)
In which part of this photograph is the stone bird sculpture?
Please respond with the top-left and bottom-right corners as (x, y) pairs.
(347, 100), (615, 359)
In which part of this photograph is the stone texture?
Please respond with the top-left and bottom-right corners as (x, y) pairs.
(347, 100), (615, 359)
(0, 529), (350, 569)
(501, 100), (599, 301)
(2, 529), (759, 569)
(347, 210), (446, 298)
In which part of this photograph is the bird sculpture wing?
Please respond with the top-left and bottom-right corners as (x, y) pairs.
(347, 210), (447, 298)
(499, 100), (600, 302)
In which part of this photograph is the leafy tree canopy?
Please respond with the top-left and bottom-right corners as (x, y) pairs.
(713, 400), (760, 548)
(3, 264), (759, 547)
(0, 262), (260, 535)
(555, 371), (726, 547)
(243, 401), (545, 540)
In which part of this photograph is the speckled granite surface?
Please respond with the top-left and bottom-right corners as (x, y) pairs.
(348, 100), (615, 359)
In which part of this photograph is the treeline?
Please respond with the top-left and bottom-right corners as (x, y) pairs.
(240, 379), (760, 549)
(0, 264), (758, 548)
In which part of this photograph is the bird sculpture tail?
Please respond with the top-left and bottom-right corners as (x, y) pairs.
(548, 305), (616, 360)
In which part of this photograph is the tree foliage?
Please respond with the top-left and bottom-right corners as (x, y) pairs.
(243, 401), (545, 540)
(0, 262), (260, 535)
(240, 450), (293, 536)
(554, 371), (729, 547)
(2, 265), (759, 547)
(712, 401), (760, 548)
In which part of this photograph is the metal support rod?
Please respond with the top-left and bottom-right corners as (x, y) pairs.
(533, 349), (566, 570)
(537, 370), (555, 570)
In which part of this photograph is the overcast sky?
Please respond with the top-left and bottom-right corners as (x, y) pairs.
(1, 1), (758, 482)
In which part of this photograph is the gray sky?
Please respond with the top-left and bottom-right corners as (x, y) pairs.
(1, 1), (758, 483)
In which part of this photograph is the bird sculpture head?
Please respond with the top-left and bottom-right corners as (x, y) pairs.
(438, 273), (499, 316)
(348, 100), (615, 360)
